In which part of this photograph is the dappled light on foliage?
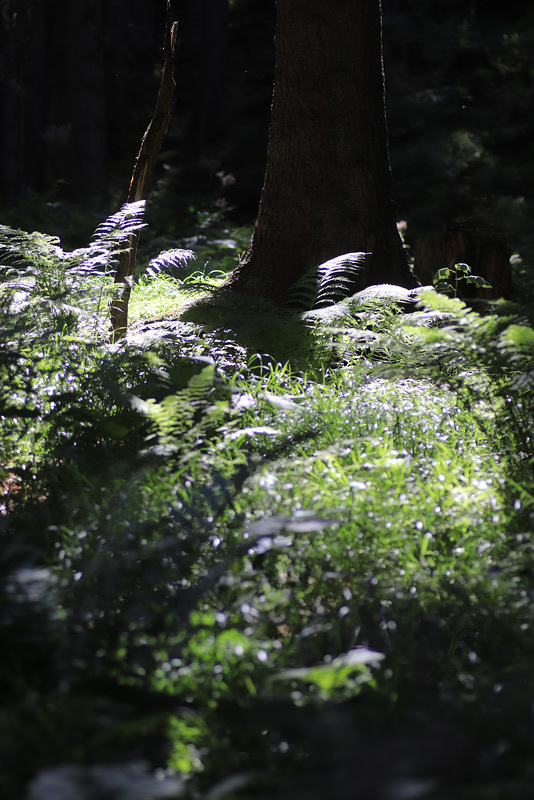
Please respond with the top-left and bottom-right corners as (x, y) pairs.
(1, 1), (534, 796)
(1, 204), (533, 798)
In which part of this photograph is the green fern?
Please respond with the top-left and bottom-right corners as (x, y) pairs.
(379, 290), (534, 464)
(91, 199), (146, 244)
(302, 282), (424, 323)
(128, 355), (228, 456)
(0, 226), (63, 272)
(0, 201), (147, 338)
(145, 248), (197, 279)
(285, 252), (369, 309)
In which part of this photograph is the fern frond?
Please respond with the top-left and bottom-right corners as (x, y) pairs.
(315, 252), (369, 307)
(146, 248), (197, 279)
(302, 283), (424, 323)
(285, 252), (368, 309)
(92, 200), (147, 244)
(0, 226), (65, 273)
(0, 214), (126, 338)
(131, 360), (219, 451)
(348, 283), (418, 305)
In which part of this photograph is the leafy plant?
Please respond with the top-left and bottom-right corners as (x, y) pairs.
(144, 247), (198, 279)
(432, 261), (492, 297)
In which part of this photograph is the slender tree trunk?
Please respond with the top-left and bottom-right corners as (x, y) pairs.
(110, 4), (179, 341)
(227, 0), (415, 303)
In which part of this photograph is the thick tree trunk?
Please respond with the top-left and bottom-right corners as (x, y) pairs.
(227, 0), (414, 304)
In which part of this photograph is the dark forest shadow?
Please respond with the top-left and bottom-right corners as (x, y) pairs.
(177, 286), (327, 374)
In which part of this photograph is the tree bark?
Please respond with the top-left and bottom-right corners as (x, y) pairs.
(227, 0), (415, 304)
(110, 2), (179, 341)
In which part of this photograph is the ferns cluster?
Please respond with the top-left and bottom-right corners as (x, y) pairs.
(129, 354), (227, 457)
(414, 291), (534, 466)
(286, 255), (534, 467)
(339, 287), (534, 467)
(0, 200), (146, 338)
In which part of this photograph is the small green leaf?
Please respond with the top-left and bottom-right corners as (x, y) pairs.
(465, 275), (492, 289)
(434, 280), (455, 297)
(454, 262), (472, 275)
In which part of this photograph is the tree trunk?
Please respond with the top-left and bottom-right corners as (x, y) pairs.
(110, 4), (179, 341)
(227, 0), (414, 304)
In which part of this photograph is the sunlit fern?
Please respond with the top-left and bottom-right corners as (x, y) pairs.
(91, 199), (147, 244)
(145, 248), (197, 279)
(302, 282), (424, 323)
(0, 201), (146, 337)
(130, 356), (224, 456)
(364, 288), (534, 464)
(285, 252), (369, 309)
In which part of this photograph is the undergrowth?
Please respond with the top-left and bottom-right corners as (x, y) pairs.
(0, 210), (533, 800)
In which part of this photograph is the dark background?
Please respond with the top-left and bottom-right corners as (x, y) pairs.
(1, 0), (533, 270)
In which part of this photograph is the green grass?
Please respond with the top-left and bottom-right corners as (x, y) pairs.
(128, 271), (227, 324)
(1, 220), (534, 799)
(130, 273), (533, 792)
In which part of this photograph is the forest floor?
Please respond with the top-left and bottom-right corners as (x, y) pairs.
(1, 214), (534, 800)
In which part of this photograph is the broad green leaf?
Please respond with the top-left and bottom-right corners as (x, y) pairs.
(466, 275), (492, 288)
(454, 262), (471, 275)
